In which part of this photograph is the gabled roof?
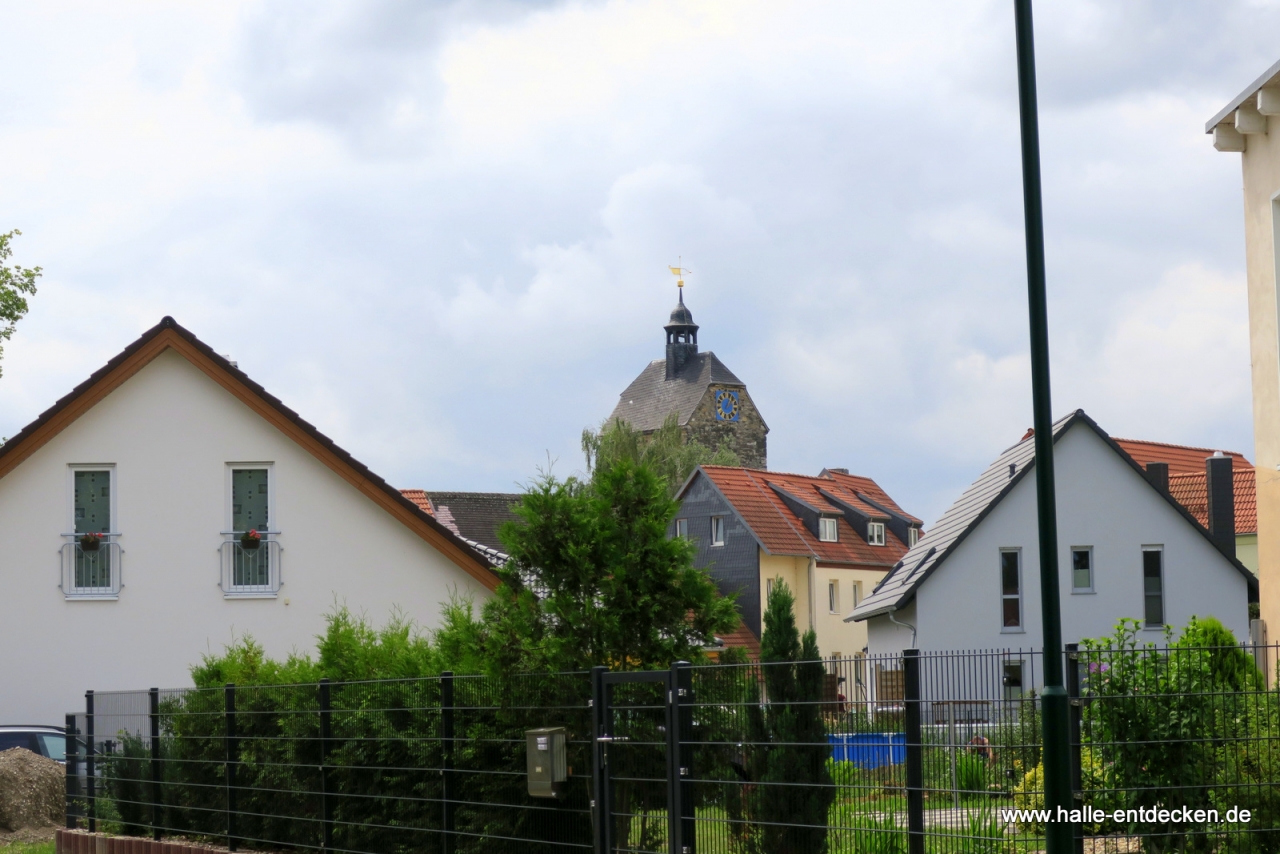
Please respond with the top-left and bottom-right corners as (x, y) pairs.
(425, 491), (522, 552)
(1112, 438), (1255, 537)
(1168, 469), (1258, 536)
(607, 352), (754, 432)
(1206, 58), (1280, 132)
(849, 410), (1255, 622)
(685, 466), (915, 567)
(714, 619), (762, 661)
(0, 316), (499, 590)
(1112, 438), (1252, 475)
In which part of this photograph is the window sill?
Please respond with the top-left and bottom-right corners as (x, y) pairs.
(1001, 627), (1025, 634)
(1070, 589), (1096, 595)
(224, 591), (279, 600)
(64, 593), (119, 601)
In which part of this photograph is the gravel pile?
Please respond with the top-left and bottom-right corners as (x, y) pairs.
(0, 747), (63, 831)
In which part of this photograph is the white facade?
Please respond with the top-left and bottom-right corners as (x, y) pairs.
(0, 341), (493, 725)
(865, 424), (1251, 659)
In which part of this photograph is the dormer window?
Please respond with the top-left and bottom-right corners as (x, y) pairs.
(908, 527), (920, 547)
(867, 521), (886, 546)
(818, 517), (839, 542)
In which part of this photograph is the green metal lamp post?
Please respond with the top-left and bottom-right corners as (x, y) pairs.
(1012, 1), (1075, 852)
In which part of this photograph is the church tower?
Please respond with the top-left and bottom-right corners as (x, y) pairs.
(664, 290), (699, 379)
(608, 281), (768, 469)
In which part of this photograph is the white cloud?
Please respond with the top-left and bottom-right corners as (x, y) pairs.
(0, 0), (1268, 524)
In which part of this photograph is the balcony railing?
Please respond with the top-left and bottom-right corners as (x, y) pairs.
(219, 532), (281, 597)
(60, 534), (123, 599)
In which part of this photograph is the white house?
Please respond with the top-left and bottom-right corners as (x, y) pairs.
(847, 411), (1254, 673)
(0, 317), (499, 725)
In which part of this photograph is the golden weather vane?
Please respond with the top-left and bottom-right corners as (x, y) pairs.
(668, 257), (692, 288)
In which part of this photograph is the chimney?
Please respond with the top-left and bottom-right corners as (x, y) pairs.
(1205, 452), (1236, 559)
(1144, 462), (1169, 494)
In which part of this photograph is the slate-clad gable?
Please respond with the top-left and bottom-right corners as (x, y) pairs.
(675, 471), (763, 637)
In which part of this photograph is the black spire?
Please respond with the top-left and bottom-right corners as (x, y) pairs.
(664, 288), (699, 379)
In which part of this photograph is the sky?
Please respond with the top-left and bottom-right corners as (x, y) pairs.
(0, 0), (1276, 526)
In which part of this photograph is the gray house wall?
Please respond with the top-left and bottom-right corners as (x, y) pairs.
(674, 473), (762, 637)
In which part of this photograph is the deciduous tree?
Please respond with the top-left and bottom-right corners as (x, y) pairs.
(0, 229), (41, 378)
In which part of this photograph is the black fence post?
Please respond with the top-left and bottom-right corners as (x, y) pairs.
(903, 650), (924, 854)
(150, 687), (162, 841)
(85, 690), (96, 834)
(669, 661), (695, 854)
(1065, 644), (1083, 854)
(65, 713), (79, 829)
(441, 671), (455, 854)
(225, 682), (238, 853)
(319, 679), (333, 853)
(589, 665), (609, 854)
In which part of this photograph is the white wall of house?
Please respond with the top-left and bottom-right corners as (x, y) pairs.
(866, 425), (1250, 661)
(0, 349), (491, 724)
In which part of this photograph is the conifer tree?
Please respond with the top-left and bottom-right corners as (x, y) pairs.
(747, 579), (834, 853)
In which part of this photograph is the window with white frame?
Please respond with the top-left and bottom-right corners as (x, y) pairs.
(867, 521), (886, 546)
(819, 517), (839, 542)
(64, 465), (118, 597)
(224, 465), (279, 596)
(710, 515), (725, 546)
(828, 580), (839, 613)
(852, 581), (861, 609)
(1142, 547), (1164, 627)
(1071, 547), (1094, 593)
(908, 527), (920, 547)
(674, 518), (688, 539)
(1001, 549), (1022, 630)
(766, 576), (775, 603)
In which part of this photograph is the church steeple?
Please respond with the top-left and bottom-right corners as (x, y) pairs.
(664, 287), (699, 379)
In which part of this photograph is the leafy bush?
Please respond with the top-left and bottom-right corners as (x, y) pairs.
(956, 753), (989, 795)
(1080, 617), (1270, 854)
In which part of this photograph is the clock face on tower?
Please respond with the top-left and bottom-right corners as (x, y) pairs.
(714, 389), (741, 422)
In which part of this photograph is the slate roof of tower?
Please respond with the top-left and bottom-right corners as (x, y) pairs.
(607, 352), (748, 432)
(848, 410), (1256, 622)
(686, 466), (916, 567)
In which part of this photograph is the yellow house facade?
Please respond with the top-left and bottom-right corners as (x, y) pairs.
(1208, 60), (1280, 648)
(674, 465), (920, 661)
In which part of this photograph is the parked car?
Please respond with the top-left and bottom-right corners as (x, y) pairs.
(0, 725), (67, 762)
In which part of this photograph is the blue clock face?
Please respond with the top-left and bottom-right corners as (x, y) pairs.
(715, 389), (740, 422)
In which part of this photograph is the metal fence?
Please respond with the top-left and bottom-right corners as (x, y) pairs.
(66, 644), (1280, 854)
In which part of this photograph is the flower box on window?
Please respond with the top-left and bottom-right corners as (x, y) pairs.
(79, 532), (102, 552)
(240, 529), (262, 551)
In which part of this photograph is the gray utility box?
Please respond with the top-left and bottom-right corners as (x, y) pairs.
(525, 727), (568, 798)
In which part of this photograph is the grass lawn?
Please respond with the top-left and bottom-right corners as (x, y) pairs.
(0, 842), (56, 854)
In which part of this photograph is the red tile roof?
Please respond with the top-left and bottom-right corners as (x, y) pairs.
(1113, 438), (1252, 475)
(1167, 469), (1257, 535)
(714, 620), (762, 660)
(401, 489), (434, 515)
(1112, 439), (1255, 536)
(696, 466), (914, 568)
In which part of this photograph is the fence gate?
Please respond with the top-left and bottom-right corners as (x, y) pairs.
(591, 664), (695, 854)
